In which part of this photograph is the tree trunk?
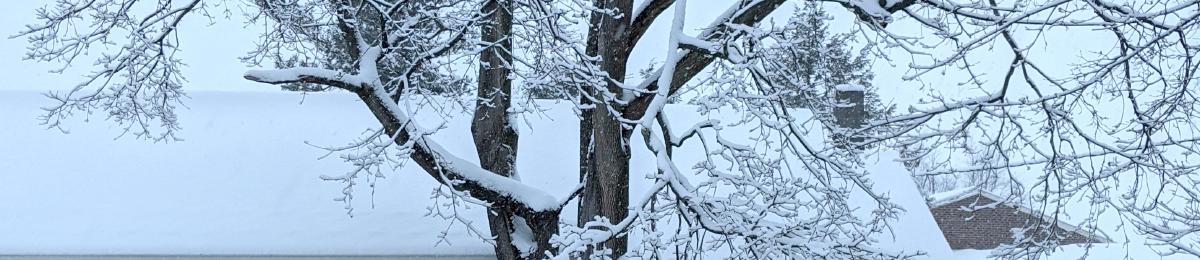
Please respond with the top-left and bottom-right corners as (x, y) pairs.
(473, 0), (522, 258)
(576, 0), (601, 247)
(578, 0), (633, 257)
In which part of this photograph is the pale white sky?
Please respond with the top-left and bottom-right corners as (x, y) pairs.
(0, 0), (1100, 109)
(1, 1), (272, 92)
(0, 1), (893, 90)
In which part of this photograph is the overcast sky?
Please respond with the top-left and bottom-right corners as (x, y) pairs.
(2, 1), (273, 92)
(1, 2), (879, 89)
(0, 0), (1095, 110)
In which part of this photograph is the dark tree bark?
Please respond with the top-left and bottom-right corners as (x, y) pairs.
(578, 0), (634, 256)
(576, 7), (599, 248)
(473, 0), (522, 259)
(576, 2), (600, 254)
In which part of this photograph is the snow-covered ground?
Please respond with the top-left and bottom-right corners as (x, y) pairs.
(0, 91), (495, 255)
(3, 90), (1168, 259)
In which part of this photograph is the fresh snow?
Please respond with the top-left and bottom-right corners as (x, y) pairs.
(0, 91), (497, 255)
(853, 150), (954, 258)
(925, 187), (983, 207)
(243, 68), (361, 86)
(848, 0), (892, 21)
(637, 0), (688, 126)
(835, 83), (867, 92)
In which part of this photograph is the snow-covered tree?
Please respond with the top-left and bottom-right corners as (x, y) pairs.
(765, 3), (874, 109)
(760, 2), (893, 150)
(17, 0), (1200, 259)
(252, 0), (471, 95)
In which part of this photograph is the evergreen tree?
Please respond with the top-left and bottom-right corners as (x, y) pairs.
(764, 2), (889, 123)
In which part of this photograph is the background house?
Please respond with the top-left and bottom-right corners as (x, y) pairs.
(927, 189), (1109, 250)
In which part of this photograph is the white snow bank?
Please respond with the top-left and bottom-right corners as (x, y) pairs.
(0, 91), (496, 255)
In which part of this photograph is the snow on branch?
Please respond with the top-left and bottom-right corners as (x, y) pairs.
(623, 0), (786, 121)
(243, 66), (562, 213)
(242, 0), (561, 215)
(242, 0), (566, 216)
(415, 131), (562, 212)
(243, 68), (366, 91)
(635, 0), (690, 126)
(629, 0), (675, 46)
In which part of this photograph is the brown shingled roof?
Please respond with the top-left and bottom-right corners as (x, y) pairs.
(927, 189), (1110, 250)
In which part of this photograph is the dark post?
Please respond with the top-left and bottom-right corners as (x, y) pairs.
(832, 84), (866, 149)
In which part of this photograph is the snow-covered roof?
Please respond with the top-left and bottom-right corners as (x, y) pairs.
(834, 83), (866, 92)
(853, 151), (954, 258)
(926, 187), (1003, 208)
